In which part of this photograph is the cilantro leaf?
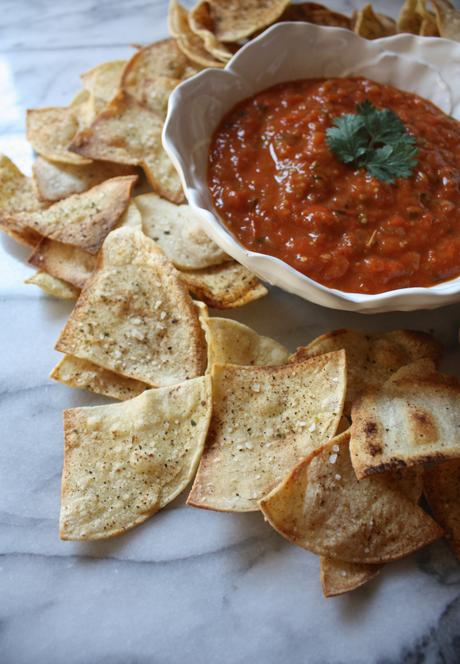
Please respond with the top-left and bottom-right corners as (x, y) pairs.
(325, 100), (418, 183)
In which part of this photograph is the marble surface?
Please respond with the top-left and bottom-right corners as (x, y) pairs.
(1, 1), (460, 662)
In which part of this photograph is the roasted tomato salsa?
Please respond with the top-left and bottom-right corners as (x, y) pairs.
(208, 77), (460, 293)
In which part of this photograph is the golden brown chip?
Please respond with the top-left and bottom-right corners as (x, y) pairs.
(290, 329), (442, 413)
(187, 351), (346, 512)
(32, 156), (136, 202)
(350, 363), (460, 479)
(424, 460), (460, 560)
(259, 431), (442, 563)
(206, 317), (289, 367)
(55, 227), (207, 386)
(397, 0), (422, 32)
(27, 107), (92, 166)
(168, 0), (225, 68)
(135, 193), (229, 270)
(280, 2), (351, 28)
(25, 271), (80, 299)
(80, 59), (126, 120)
(196, 0), (291, 42)
(320, 557), (381, 598)
(189, 3), (236, 62)
(15, 175), (136, 254)
(51, 355), (148, 400)
(122, 74), (178, 115)
(60, 375), (212, 540)
(432, 0), (460, 41)
(179, 261), (268, 308)
(29, 240), (97, 289)
(353, 3), (397, 38)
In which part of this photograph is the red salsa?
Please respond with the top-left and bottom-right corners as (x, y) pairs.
(208, 77), (460, 293)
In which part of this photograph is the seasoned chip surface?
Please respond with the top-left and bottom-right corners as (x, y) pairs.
(60, 375), (212, 540)
(320, 556), (381, 598)
(187, 351), (346, 511)
(198, 0), (291, 41)
(25, 271), (80, 300)
(56, 227), (207, 386)
(424, 459), (460, 560)
(27, 107), (92, 165)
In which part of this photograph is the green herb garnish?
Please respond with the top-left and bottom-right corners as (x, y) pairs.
(326, 100), (418, 184)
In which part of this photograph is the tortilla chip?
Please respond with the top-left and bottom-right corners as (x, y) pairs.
(353, 4), (397, 38)
(141, 151), (184, 205)
(260, 431), (442, 563)
(80, 60), (126, 119)
(198, 0), (291, 42)
(135, 193), (229, 270)
(51, 355), (148, 400)
(350, 363), (460, 479)
(60, 375), (212, 540)
(320, 557), (381, 597)
(25, 271), (80, 300)
(424, 460), (460, 560)
(168, 0), (225, 68)
(189, 3), (235, 62)
(280, 2), (351, 28)
(397, 0), (422, 32)
(187, 350), (346, 512)
(17, 175), (136, 254)
(55, 227), (207, 386)
(27, 107), (92, 166)
(206, 317), (289, 367)
(122, 73), (178, 115)
(0, 154), (46, 246)
(32, 156), (137, 202)
(432, 0), (460, 41)
(290, 329), (442, 413)
(179, 261), (268, 308)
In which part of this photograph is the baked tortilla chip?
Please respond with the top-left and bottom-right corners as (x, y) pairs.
(0, 154), (46, 245)
(25, 271), (79, 299)
(197, 0), (290, 42)
(51, 355), (148, 401)
(290, 329), (442, 413)
(81, 60), (126, 119)
(353, 4), (397, 38)
(32, 156), (136, 202)
(350, 363), (460, 479)
(320, 557), (381, 598)
(122, 74), (178, 115)
(60, 375), (212, 540)
(189, 3), (235, 62)
(122, 39), (201, 89)
(398, 0), (439, 35)
(55, 227), (207, 386)
(206, 317), (289, 367)
(281, 2), (351, 28)
(187, 350), (346, 512)
(260, 431), (442, 563)
(168, 0), (225, 68)
(141, 150), (184, 205)
(136, 193), (229, 270)
(179, 261), (268, 308)
(424, 460), (460, 560)
(27, 107), (92, 166)
(432, 0), (460, 41)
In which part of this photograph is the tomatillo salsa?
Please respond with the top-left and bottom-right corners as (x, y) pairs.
(208, 77), (460, 294)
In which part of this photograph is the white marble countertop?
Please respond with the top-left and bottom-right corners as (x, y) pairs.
(1, 1), (460, 662)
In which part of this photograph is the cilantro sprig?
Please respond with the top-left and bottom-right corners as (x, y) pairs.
(326, 100), (418, 184)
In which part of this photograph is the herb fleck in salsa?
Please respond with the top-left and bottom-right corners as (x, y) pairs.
(208, 77), (460, 294)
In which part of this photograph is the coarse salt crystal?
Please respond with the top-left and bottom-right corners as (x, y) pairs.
(297, 421), (307, 428)
(335, 473), (342, 480)
(309, 422), (316, 432)
(332, 444), (340, 452)
(251, 383), (261, 392)
(160, 311), (167, 320)
(340, 571), (347, 577)
(154, 300), (162, 309)
(328, 453), (338, 464)
(245, 442), (253, 450)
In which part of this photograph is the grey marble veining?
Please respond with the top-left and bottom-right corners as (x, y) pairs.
(1, 1), (460, 662)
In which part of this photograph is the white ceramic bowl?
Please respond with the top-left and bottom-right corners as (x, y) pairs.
(163, 22), (460, 313)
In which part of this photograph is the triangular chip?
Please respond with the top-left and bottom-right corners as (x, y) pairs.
(189, 3), (235, 61)
(290, 329), (442, 413)
(179, 261), (268, 308)
(60, 375), (212, 540)
(187, 351), (346, 512)
(320, 557), (381, 598)
(206, 317), (289, 367)
(32, 156), (136, 202)
(433, 0), (460, 41)
(168, 1), (225, 68)
(259, 431), (442, 563)
(196, 0), (290, 41)
(55, 227), (207, 386)
(353, 4), (397, 38)
(14, 175), (136, 254)
(51, 355), (148, 401)
(350, 363), (460, 479)
(136, 193), (229, 270)
(424, 460), (460, 560)
(26, 107), (92, 165)
(397, 0), (422, 32)
(80, 59), (126, 119)
(25, 271), (79, 300)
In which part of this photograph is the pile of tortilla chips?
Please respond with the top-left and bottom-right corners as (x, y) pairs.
(1, 0), (460, 600)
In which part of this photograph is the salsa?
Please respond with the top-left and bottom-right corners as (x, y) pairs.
(208, 77), (460, 293)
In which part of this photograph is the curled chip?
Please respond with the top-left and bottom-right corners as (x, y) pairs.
(51, 355), (148, 401)
(353, 3), (397, 38)
(320, 557), (381, 598)
(25, 271), (79, 300)
(136, 193), (229, 270)
(206, 317), (289, 367)
(60, 375), (212, 540)
(14, 175), (136, 254)
(189, 3), (235, 62)
(432, 0), (460, 41)
(187, 350), (346, 512)
(27, 107), (92, 166)
(260, 431), (442, 563)
(424, 459), (460, 560)
(179, 260), (267, 308)
(55, 227), (207, 386)
(351, 361), (460, 479)
(290, 329), (442, 413)
(168, 0), (225, 68)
